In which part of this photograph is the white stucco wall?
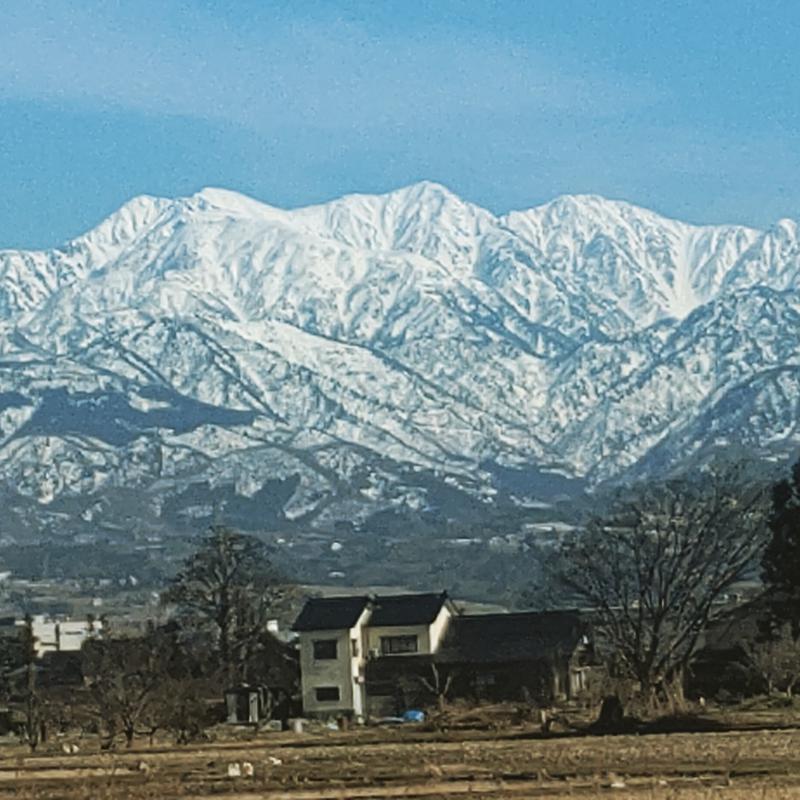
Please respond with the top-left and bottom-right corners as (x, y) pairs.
(298, 601), (453, 715)
(298, 607), (369, 716)
(365, 604), (452, 656)
(428, 604), (453, 652)
(20, 616), (102, 657)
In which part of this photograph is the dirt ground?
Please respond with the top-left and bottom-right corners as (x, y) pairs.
(5, 720), (800, 799)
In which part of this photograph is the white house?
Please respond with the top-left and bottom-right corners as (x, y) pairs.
(292, 592), (454, 718)
(293, 594), (597, 719)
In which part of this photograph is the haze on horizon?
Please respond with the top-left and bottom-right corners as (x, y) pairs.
(1, 0), (799, 250)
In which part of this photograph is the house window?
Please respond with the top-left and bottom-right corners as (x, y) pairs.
(351, 638), (359, 657)
(380, 635), (418, 655)
(315, 686), (340, 702)
(313, 639), (338, 660)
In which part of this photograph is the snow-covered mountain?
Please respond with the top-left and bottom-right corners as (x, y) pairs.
(0, 182), (798, 532)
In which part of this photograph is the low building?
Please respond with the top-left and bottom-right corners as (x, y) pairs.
(293, 593), (594, 718)
(688, 598), (770, 699)
(225, 685), (269, 725)
(436, 609), (593, 702)
(1, 615), (102, 658)
(365, 609), (593, 716)
(20, 616), (103, 657)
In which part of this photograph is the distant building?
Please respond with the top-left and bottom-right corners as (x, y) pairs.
(13, 616), (102, 658)
(292, 593), (595, 718)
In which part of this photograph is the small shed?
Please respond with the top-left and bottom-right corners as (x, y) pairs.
(224, 685), (269, 725)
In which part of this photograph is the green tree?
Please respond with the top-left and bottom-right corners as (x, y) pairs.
(762, 458), (800, 634)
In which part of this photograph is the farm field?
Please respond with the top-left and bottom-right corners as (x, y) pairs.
(4, 723), (800, 799)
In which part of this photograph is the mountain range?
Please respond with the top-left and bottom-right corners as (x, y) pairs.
(1, 182), (799, 539)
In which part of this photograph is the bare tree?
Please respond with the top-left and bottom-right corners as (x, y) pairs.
(19, 615), (42, 752)
(161, 526), (290, 679)
(557, 469), (768, 702)
(0, 630), (25, 705)
(82, 631), (171, 747)
(420, 663), (454, 712)
(155, 676), (214, 744)
(745, 624), (800, 697)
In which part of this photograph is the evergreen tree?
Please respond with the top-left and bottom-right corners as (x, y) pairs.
(762, 459), (800, 635)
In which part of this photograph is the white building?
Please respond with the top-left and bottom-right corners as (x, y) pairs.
(293, 594), (597, 719)
(293, 593), (454, 718)
(15, 616), (103, 658)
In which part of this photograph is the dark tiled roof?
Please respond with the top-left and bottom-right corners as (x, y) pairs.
(292, 592), (450, 632)
(292, 596), (369, 631)
(369, 592), (449, 627)
(436, 610), (585, 664)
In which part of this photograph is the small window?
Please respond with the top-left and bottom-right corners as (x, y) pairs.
(380, 635), (418, 655)
(315, 686), (340, 702)
(351, 638), (359, 657)
(313, 639), (337, 660)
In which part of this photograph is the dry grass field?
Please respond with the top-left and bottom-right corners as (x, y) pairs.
(4, 719), (800, 799)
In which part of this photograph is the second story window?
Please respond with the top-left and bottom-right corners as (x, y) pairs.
(351, 637), (359, 657)
(313, 639), (338, 660)
(380, 634), (419, 655)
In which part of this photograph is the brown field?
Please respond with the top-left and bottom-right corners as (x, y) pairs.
(5, 716), (800, 800)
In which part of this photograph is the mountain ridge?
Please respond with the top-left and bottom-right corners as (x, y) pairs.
(0, 182), (797, 537)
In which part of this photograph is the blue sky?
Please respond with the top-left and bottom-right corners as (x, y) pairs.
(2, 0), (799, 248)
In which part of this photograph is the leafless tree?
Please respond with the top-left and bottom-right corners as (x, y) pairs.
(745, 624), (800, 697)
(155, 676), (214, 744)
(82, 633), (169, 747)
(19, 615), (42, 752)
(161, 526), (291, 679)
(557, 468), (768, 702)
(420, 663), (454, 711)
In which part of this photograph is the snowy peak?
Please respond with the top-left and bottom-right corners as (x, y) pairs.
(289, 181), (494, 271)
(186, 187), (291, 224)
(503, 194), (759, 322)
(0, 184), (790, 334)
(73, 194), (172, 253)
(722, 218), (800, 294)
(1, 182), (799, 516)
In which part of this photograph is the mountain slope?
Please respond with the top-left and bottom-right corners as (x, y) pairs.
(0, 183), (797, 535)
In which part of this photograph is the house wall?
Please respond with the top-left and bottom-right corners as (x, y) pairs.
(298, 602), (454, 716)
(365, 623), (433, 656)
(364, 657), (567, 713)
(364, 655), (433, 717)
(22, 617), (101, 657)
(447, 660), (563, 704)
(428, 604), (452, 652)
(298, 607), (370, 717)
(299, 629), (354, 716)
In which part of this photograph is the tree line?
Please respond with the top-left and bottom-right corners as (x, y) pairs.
(0, 527), (298, 750)
(3, 456), (800, 747)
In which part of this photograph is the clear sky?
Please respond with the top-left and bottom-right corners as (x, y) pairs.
(2, 0), (799, 249)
